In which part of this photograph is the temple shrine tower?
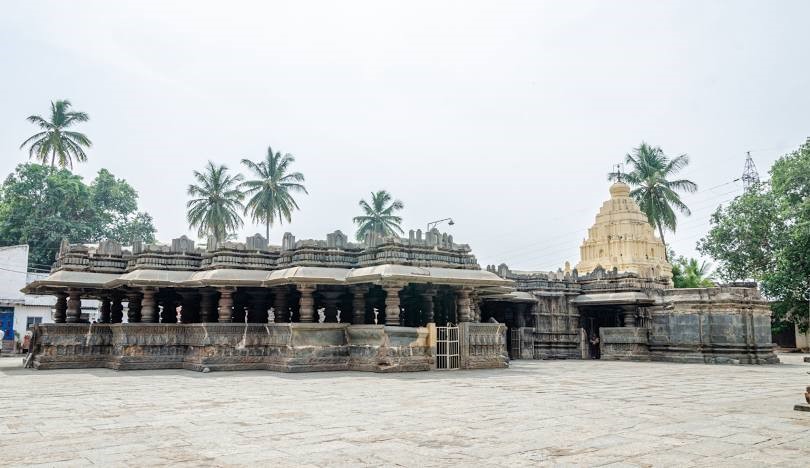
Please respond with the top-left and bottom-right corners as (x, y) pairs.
(575, 181), (673, 283)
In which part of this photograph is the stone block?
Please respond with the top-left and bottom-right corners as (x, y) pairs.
(600, 327), (649, 361)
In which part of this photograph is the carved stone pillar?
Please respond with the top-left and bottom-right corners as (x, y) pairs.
(111, 295), (124, 323)
(199, 290), (218, 323)
(273, 287), (289, 323)
(383, 284), (404, 326)
(456, 288), (472, 323)
(247, 290), (270, 323)
(422, 287), (436, 324)
(179, 291), (200, 323)
(351, 285), (369, 325)
(217, 288), (234, 323)
(623, 308), (635, 327)
(297, 284), (316, 323)
(98, 296), (111, 323)
(66, 289), (82, 323)
(320, 291), (342, 323)
(54, 292), (67, 323)
(141, 289), (157, 323)
(126, 292), (143, 323)
(470, 293), (481, 322)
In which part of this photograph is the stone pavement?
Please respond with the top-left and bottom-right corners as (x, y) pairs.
(1, 354), (809, 467)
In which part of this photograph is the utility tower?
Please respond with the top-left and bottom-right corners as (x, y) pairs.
(742, 151), (760, 191)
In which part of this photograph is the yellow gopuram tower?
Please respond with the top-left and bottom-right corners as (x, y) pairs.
(575, 181), (673, 283)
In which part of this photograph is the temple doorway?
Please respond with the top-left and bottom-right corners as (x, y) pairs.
(479, 301), (529, 359)
(578, 306), (623, 359)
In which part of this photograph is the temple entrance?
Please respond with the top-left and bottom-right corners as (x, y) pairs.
(578, 306), (623, 359)
(436, 324), (460, 370)
(479, 300), (531, 359)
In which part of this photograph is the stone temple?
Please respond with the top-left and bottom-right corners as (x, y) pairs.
(22, 182), (777, 372)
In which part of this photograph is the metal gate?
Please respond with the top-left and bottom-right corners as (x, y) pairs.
(510, 328), (522, 359)
(436, 324), (460, 370)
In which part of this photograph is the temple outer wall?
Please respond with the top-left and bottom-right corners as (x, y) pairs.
(29, 322), (508, 373)
(648, 287), (778, 364)
(600, 327), (649, 361)
(459, 322), (509, 370)
(511, 286), (778, 364)
(533, 294), (583, 360)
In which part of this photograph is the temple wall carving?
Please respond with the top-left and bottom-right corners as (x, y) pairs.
(29, 322), (507, 373)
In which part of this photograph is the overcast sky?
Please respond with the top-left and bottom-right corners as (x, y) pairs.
(1, 1), (808, 271)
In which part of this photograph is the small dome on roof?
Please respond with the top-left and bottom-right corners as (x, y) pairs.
(609, 182), (631, 198)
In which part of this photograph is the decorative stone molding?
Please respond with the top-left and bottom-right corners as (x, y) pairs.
(47, 227), (482, 278)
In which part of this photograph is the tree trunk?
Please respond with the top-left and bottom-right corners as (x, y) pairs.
(657, 224), (669, 262)
(266, 220), (269, 242)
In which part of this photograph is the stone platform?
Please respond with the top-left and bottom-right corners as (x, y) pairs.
(2, 354), (808, 466)
(29, 322), (508, 373)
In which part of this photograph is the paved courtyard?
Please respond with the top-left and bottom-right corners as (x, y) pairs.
(1, 354), (809, 467)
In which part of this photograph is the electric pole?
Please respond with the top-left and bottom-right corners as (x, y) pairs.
(742, 151), (760, 191)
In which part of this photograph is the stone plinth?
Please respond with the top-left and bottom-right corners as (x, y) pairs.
(29, 323), (442, 373)
(600, 327), (650, 361)
(346, 325), (432, 372)
(459, 322), (509, 369)
(648, 287), (779, 364)
(532, 330), (584, 360)
(30, 323), (113, 369)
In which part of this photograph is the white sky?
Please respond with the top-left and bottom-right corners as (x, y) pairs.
(1, 1), (808, 271)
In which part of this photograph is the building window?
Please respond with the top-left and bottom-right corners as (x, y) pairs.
(27, 317), (42, 329)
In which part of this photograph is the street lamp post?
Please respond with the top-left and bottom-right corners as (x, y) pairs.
(426, 218), (455, 232)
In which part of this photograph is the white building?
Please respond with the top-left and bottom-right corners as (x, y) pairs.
(0, 245), (98, 353)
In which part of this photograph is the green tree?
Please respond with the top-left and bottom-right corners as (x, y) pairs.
(698, 139), (810, 330)
(609, 142), (698, 260)
(353, 190), (404, 241)
(19, 100), (92, 171)
(0, 164), (156, 268)
(671, 256), (716, 288)
(186, 162), (244, 244)
(240, 147), (308, 240)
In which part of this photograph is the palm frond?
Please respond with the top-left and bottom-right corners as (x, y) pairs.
(615, 142), (697, 240)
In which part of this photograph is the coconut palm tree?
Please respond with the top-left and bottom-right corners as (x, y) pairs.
(672, 257), (716, 288)
(240, 146), (308, 240)
(608, 142), (698, 261)
(186, 162), (245, 244)
(353, 190), (405, 241)
(19, 99), (92, 171)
